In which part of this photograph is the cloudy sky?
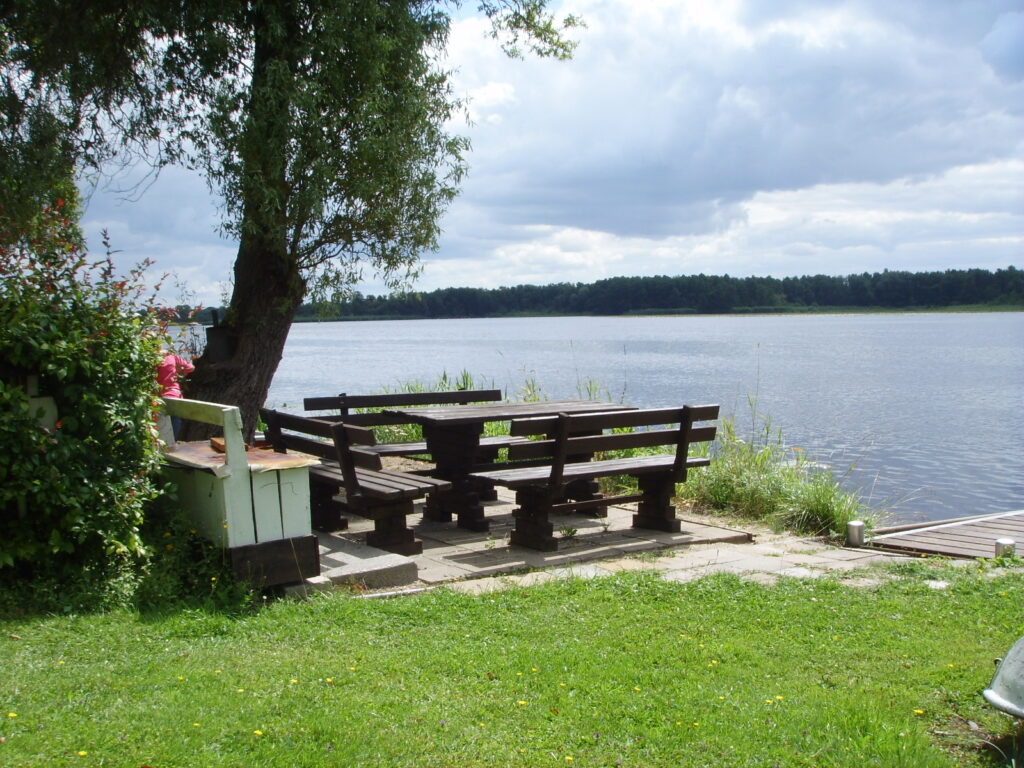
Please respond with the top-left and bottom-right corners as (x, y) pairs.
(81, 0), (1024, 306)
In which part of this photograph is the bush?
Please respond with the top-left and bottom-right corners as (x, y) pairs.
(681, 409), (871, 536)
(0, 202), (165, 609)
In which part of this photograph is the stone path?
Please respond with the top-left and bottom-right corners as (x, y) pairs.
(288, 488), (926, 597)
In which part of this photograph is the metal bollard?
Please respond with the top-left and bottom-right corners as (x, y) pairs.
(846, 520), (866, 548)
(995, 538), (1016, 558)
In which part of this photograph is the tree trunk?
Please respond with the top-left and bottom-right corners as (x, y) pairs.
(180, 0), (301, 442)
(181, 240), (304, 443)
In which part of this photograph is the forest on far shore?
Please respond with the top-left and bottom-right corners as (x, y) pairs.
(182, 266), (1024, 324)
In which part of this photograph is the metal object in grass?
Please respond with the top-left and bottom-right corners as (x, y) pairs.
(984, 636), (1024, 719)
(995, 538), (1016, 557)
(846, 520), (865, 548)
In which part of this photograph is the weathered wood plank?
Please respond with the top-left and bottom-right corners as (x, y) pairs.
(870, 511), (1024, 558)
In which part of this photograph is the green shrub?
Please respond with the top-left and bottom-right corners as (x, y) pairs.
(0, 202), (165, 608)
(681, 409), (872, 536)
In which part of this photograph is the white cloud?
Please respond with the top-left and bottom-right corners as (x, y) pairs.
(79, 0), (1024, 305)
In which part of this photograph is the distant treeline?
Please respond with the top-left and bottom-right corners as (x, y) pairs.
(313, 267), (1024, 319)
(178, 267), (1023, 324)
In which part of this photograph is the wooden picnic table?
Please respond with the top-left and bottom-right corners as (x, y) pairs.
(386, 399), (635, 531)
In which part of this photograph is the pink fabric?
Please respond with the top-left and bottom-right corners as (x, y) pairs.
(157, 354), (194, 398)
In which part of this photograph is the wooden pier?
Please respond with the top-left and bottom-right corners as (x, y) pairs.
(870, 511), (1024, 559)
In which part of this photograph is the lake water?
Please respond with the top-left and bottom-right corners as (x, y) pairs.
(266, 313), (1024, 525)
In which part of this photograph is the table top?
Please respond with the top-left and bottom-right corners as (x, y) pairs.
(386, 399), (635, 426)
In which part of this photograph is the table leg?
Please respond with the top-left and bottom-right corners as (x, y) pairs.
(421, 422), (489, 532)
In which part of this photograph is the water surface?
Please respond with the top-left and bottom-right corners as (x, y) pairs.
(267, 313), (1024, 524)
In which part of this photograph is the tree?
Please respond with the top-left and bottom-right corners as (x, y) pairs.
(2, 1), (580, 438)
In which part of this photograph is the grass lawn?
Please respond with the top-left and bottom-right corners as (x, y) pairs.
(1, 564), (1022, 767)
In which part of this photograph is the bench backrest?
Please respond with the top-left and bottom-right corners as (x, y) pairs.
(302, 389), (503, 427)
(509, 405), (720, 486)
(260, 408), (383, 494)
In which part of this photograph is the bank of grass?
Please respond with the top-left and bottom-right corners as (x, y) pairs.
(2, 566), (1022, 767)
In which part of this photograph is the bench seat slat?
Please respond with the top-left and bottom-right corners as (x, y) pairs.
(310, 464), (450, 500)
(473, 455), (711, 489)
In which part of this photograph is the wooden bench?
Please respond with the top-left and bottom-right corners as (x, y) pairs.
(302, 389), (527, 461)
(260, 409), (451, 555)
(471, 405), (719, 551)
(162, 398), (320, 588)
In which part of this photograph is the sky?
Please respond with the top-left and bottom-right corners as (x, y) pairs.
(80, 0), (1024, 307)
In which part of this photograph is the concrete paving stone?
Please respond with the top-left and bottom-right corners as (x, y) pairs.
(813, 548), (885, 561)
(808, 558), (873, 572)
(446, 578), (507, 595)
(661, 565), (721, 584)
(840, 576), (885, 588)
(595, 558), (661, 573)
(548, 563), (610, 580)
(652, 547), (750, 569)
(773, 552), (836, 566)
(505, 571), (557, 587)
(712, 555), (795, 574)
(742, 572), (780, 586)
(776, 566), (823, 579)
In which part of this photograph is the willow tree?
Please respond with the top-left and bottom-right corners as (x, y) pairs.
(2, 0), (580, 437)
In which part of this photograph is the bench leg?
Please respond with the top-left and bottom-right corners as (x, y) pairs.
(472, 446), (500, 501)
(363, 500), (423, 556)
(310, 483), (348, 532)
(509, 486), (558, 551)
(632, 474), (681, 533)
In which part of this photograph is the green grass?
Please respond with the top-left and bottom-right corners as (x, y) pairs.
(1, 567), (1022, 767)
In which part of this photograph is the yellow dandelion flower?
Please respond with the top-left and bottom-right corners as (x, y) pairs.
(531, 667), (539, 672)
(517, 700), (528, 707)
(776, 695), (784, 700)
(693, 722), (700, 727)
(633, 686), (642, 691)
(6, 712), (16, 718)
(192, 723), (200, 727)
(516, 672), (523, 677)
(77, 751), (87, 757)
(913, 709), (925, 715)
(290, 678), (299, 684)
(177, 676), (184, 681)
(214, 669), (222, 674)
(253, 729), (263, 736)
(565, 757), (574, 762)
(349, 666), (356, 671)
(325, 678), (334, 684)
(559, 683), (567, 687)
(58, 660), (66, 665)
(236, 688), (245, 693)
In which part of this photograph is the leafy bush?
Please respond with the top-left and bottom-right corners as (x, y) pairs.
(0, 202), (165, 608)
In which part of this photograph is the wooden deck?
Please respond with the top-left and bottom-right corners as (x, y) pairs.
(870, 511), (1024, 558)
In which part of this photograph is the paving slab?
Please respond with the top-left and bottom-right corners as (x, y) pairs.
(287, 486), (943, 596)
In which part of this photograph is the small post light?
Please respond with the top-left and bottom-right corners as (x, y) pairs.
(995, 538), (1016, 558)
(846, 520), (866, 548)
